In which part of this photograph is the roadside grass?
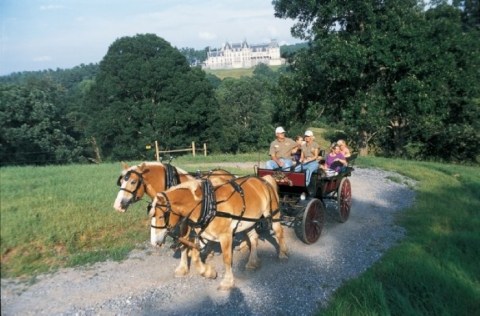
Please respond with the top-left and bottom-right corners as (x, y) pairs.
(1, 156), (479, 315)
(320, 157), (480, 315)
(0, 163), (150, 277)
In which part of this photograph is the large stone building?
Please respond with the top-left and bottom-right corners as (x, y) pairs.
(203, 39), (285, 69)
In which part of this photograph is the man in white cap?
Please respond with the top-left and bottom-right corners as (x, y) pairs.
(266, 126), (298, 170)
(295, 130), (320, 185)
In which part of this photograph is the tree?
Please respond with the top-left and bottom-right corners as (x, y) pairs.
(216, 74), (276, 153)
(273, 0), (480, 162)
(85, 34), (221, 160)
(0, 79), (82, 165)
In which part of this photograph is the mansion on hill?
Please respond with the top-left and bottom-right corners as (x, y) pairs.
(202, 39), (285, 70)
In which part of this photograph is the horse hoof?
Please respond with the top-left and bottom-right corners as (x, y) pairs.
(202, 266), (217, 279)
(174, 267), (189, 277)
(218, 282), (234, 291)
(245, 261), (260, 270)
(279, 253), (288, 260)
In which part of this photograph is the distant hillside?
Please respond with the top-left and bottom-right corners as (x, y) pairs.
(204, 65), (285, 80)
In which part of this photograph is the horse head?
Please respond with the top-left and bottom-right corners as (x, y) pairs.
(149, 180), (203, 246)
(113, 162), (151, 212)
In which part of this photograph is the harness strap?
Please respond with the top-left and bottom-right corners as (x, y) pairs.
(213, 208), (281, 222)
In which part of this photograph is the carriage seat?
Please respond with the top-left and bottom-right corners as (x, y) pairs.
(346, 153), (358, 166)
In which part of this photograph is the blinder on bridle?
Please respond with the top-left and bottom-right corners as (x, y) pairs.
(117, 170), (145, 202)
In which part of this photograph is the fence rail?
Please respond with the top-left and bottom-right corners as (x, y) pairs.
(153, 141), (207, 161)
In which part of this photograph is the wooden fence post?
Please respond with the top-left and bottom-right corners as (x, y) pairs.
(203, 143), (207, 156)
(155, 141), (160, 162)
(192, 141), (196, 157)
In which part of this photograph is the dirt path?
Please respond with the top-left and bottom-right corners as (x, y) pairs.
(1, 167), (416, 316)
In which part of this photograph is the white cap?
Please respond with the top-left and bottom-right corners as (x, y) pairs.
(275, 126), (286, 134)
(304, 130), (314, 137)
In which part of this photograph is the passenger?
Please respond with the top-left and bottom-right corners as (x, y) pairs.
(337, 139), (351, 158)
(295, 130), (319, 185)
(266, 127), (298, 170)
(291, 136), (304, 165)
(326, 143), (347, 172)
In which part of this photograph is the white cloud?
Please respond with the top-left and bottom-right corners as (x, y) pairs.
(33, 56), (52, 62)
(39, 5), (64, 11)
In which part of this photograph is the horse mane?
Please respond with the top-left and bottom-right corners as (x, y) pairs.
(166, 179), (202, 201)
(133, 161), (189, 175)
(175, 166), (189, 175)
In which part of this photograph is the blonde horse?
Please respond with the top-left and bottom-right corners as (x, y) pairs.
(149, 175), (288, 290)
(114, 162), (233, 212)
(113, 161), (235, 276)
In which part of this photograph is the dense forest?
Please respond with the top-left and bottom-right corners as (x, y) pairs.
(1, 1), (479, 166)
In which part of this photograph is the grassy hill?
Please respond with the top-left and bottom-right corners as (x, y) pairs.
(204, 65), (283, 79)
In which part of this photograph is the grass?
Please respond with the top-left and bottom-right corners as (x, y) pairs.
(0, 163), (148, 277)
(320, 157), (480, 315)
(1, 155), (479, 315)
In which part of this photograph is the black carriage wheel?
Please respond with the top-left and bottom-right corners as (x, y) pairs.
(337, 178), (352, 223)
(295, 198), (325, 244)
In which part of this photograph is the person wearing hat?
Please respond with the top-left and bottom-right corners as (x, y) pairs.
(266, 126), (298, 170)
(294, 130), (320, 185)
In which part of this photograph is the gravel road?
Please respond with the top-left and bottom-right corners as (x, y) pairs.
(1, 167), (416, 316)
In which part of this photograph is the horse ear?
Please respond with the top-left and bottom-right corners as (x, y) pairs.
(149, 196), (158, 217)
(192, 181), (203, 201)
(121, 162), (129, 170)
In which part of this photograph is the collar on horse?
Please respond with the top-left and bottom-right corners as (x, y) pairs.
(189, 179), (217, 228)
(164, 164), (180, 188)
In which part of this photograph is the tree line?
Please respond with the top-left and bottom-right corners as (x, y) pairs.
(1, 1), (479, 166)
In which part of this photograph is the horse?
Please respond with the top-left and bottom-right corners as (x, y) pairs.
(148, 175), (288, 290)
(113, 161), (234, 212)
(113, 161), (235, 276)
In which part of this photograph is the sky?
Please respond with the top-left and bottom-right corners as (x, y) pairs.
(0, 0), (299, 76)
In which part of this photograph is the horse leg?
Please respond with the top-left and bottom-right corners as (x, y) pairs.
(174, 247), (189, 277)
(218, 234), (235, 291)
(271, 221), (288, 259)
(190, 245), (217, 279)
(244, 229), (260, 270)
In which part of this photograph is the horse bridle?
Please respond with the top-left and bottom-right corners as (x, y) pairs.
(150, 191), (202, 231)
(117, 170), (145, 203)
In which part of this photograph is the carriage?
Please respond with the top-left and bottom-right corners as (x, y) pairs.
(255, 155), (355, 245)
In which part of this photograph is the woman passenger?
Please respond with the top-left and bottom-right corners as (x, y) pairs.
(337, 139), (351, 158)
(326, 143), (347, 172)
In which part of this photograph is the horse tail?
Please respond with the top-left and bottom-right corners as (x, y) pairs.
(261, 175), (280, 217)
(261, 174), (278, 193)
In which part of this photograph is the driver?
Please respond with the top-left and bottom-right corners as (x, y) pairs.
(266, 127), (299, 170)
